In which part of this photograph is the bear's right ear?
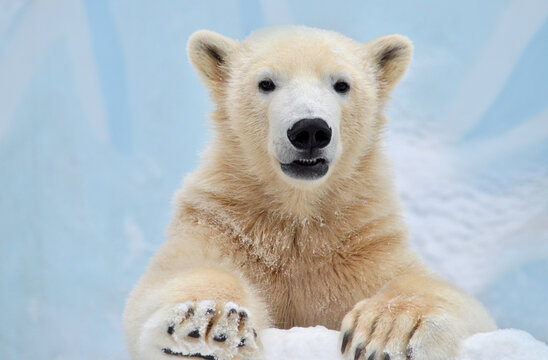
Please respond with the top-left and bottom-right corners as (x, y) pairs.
(187, 30), (238, 88)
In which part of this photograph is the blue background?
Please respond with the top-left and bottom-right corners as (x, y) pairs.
(0, 1), (547, 359)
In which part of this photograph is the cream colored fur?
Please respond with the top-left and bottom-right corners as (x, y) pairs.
(123, 27), (496, 360)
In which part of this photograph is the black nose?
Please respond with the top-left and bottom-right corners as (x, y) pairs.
(287, 118), (332, 150)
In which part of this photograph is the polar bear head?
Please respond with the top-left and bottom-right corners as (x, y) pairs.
(187, 27), (411, 189)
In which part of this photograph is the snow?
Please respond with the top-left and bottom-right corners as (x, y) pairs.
(459, 329), (548, 360)
(261, 327), (548, 360)
(262, 327), (342, 360)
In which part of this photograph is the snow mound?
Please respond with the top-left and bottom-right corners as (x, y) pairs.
(261, 327), (548, 360)
(460, 329), (548, 360)
(261, 326), (342, 360)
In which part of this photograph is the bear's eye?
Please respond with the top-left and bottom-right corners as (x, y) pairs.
(333, 80), (350, 94)
(258, 79), (276, 93)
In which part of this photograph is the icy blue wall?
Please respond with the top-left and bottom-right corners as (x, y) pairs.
(0, 1), (547, 358)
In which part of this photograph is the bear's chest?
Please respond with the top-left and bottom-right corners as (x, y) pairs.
(212, 213), (378, 328)
(243, 250), (371, 330)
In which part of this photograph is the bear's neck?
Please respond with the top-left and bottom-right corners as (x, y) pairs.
(175, 137), (407, 268)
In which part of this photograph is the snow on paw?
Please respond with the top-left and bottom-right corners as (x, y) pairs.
(162, 300), (261, 360)
(340, 297), (462, 360)
(233, 308), (260, 360)
(164, 300), (216, 356)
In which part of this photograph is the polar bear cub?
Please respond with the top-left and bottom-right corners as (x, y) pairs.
(123, 27), (496, 360)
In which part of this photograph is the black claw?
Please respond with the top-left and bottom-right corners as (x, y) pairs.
(406, 346), (413, 360)
(167, 325), (175, 335)
(188, 307), (195, 315)
(213, 333), (227, 342)
(206, 308), (216, 315)
(354, 344), (364, 360)
(238, 310), (248, 318)
(253, 329), (258, 338)
(238, 338), (246, 347)
(228, 308), (238, 316)
(383, 353), (390, 360)
(368, 351), (376, 360)
(341, 331), (351, 353)
(163, 348), (174, 355)
(187, 329), (200, 338)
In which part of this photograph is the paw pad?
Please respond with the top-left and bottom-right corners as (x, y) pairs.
(187, 329), (200, 338)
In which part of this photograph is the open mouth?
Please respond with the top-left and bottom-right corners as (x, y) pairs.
(280, 158), (328, 180)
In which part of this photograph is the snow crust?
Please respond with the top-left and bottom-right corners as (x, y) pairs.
(262, 327), (342, 360)
(261, 327), (548, 360)
(459, 329), (548, 360)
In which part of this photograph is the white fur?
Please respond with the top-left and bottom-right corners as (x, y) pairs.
(267, 75), (342, 170)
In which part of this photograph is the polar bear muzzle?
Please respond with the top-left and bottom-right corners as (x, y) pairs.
(279, 118), (332, 180)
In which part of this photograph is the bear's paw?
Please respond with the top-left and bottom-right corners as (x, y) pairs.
(144, 300), (260, 360)
(340, 296), (464, 360)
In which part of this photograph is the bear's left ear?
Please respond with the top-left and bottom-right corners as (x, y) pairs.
(187, 30), (239, 88)
(366, 34), (413, 97)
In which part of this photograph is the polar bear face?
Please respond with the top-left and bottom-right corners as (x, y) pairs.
(256, 62), (344, 182)
(188, 27), (412, 188)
